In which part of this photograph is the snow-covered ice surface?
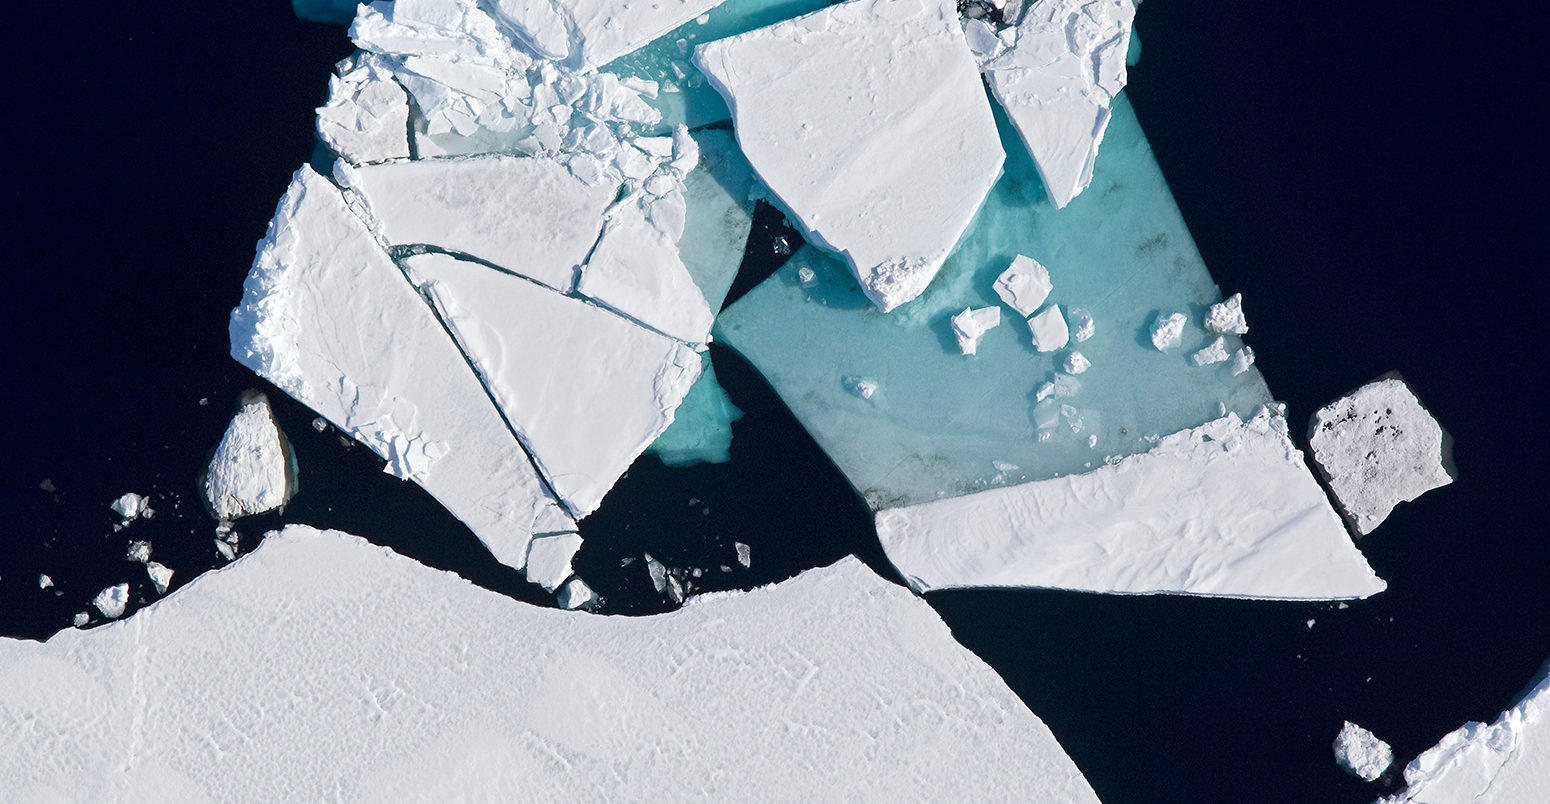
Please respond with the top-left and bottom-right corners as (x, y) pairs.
(489, 0), (732, 71)
(314, 53), (410, 165)
(230, 165), (564, 570)
(1333, 720), (1392, 782)
(983, 0), (1135, 208)
(1309, 375), (1453, 535)
(1384, 658), (1550, 803)
(693, 0), (1004, 312)
(202, 391), (296, 521)
(0, 526), (1099, 802)
(875, 410), (1384, 598)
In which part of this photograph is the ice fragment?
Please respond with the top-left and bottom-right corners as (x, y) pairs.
(92, 584), (129, 619)
(1192, 337), (1229, 366)
(1150, 312), (1186, 351)
(993, 255), (1053, 318)
(1062, 351), (1090, 375)
(1334, 720), (1392, 782)
(204, 391), (296, 521)
(951, 307), (1002, 355)
(1027, 306), (1069, 352)
(1205, 292), (1248, 335)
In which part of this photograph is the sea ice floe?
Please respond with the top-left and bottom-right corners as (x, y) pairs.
(875, 409), (1386, 599)
(0, 526), (1098, 800)
(38, 575), (53, 589)
(556, 576), (597, 609)
(1069, 307), (1095, 342)
(951, 306), (1003, 355)
(126, 541), (152, 564)
(1383, 658), (1550, 802)
(646, 357), (743, 466)
(1309, 375), (1453, 535)
(145, 562), (173, 595)
(1150, 312), (1187, 351)
(1191, 336), (1229, 366)
(109, 492), (151, 523)
(1230, 346), (1256, 376)
(983, 0), (1135, 208)
(1062, 351), (1090, 375)
(522, 531), (584, 592)
(1205, 292), (1248, 335)
(1334, 720), (1392, 782)
(994, 254), (1054, 318)
(1027, 305), (1069, 352)
(694, 0), (1004, 312)
(203, 391), (296, 521)
(230, 165), (565, 571)
(91, 584), (129, 619)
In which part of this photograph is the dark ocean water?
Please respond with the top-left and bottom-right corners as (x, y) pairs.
(3, 4), (1545, 802)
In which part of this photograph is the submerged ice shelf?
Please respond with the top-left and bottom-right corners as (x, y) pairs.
(0, 526), (1099, 801)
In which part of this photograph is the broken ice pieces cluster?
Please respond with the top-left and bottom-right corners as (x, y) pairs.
(0, 526), (1099, 802)
(1309, 375), (1453, 535)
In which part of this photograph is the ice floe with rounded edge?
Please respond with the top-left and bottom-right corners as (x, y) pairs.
(203, 391), (297, 521)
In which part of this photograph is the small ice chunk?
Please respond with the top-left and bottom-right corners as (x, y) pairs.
(1150, 312), (1186, 350)
(523, 532), (584, 593)
(735, 542), (751, 568)
(93, 584), (129, 619)
(1204, 292), (1248, 335)
(993, 255), (1053, 318)
(145, 562), (174, 595)
(1230, 346), (1256, 376)
(126, 541), (152, 564)
(1068, 307), (1095, 342)
(951, 306), (1002, 355)
(1034, 381), (1055, 402)
(204, 391), (296, 521)
(1309, 375), (1454, 535)
(1027, 306), (1069, 352)
(215, 540), (236, 562)
(38, 574), (53, 589)
(1334, 721), (1392, 782)
(72, 612), (89, 627)
(796, 264), (817, 287)
(1192, 337), (1229, 366)
(644, 553), (669, 593)
(110, 493), (151, 522)
(1062, 351), (1090, 375)
(961, 18), (1004, 62)
(848, 378), (879, 400)
(312, 417), (328, 432)
(557, 577), (596, 610)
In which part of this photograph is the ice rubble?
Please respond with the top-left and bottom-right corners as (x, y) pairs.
(1309, 375), (1453, 535)
(0, 526), (1099, 801)
(983, 0), (1135, 208)
(1333, 720), (1392, 782)
(1205, 291), (1248, 335)
(1384, 659), (1550, 803)
(951, 306), (1002, 355)
(203, 391), (296, 521)
(694, 0), (1004, 312)
(109, 492), (151, 523)
(875, 410), (1386, 598)
(315, 53), (410, 165)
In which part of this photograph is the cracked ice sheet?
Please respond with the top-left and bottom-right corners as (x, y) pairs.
(488, 0), (732, 72)
(337, 154), (619, 294)
(230, 166), (564, 570)
(0, 526), (1099, 802)
(875, 410), (1385, 599)
(693, 0), (1004, 312)
(1386, 658), (1550, 803)
(717, 96), (1266, 511)
(984, 0), (1135, 209)
(405, 252), (700, 517)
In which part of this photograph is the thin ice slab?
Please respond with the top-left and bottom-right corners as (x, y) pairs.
(230, 165), (564, 570)
(717, 96), (1269, 511)
(0, 526), (1099, 802)
(984, 0), (1135, 208)
(202, 391), (297, 521)
(1310, 374), (1453, 535)
(694, 0), (1004, 312)
(404, 252), (701, 517)
(647, 356), (743, 466)
(875, 410), (1385, 599)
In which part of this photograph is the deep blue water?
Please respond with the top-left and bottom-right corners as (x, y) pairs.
(4, 4), (1546, 802)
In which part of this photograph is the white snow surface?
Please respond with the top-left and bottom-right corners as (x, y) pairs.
(1386, 659), (1550, 803)
(994, 254), (1054, 318)
(1333, 720), (1392, 781)
(1192, 336), (1229, 366)
(875, 409), (1386, 599)
(694, 0), (1004, 313)
(951, 306), (1002, 355)
(404, 252), (701, 517)
(983, 0), (1135, 208)
(204, 392), (294, 521)
(0, 526), (1099, 802)
(229, 165), (566, 570)
(337, 154), (619, 294)
(575, 190), (714, 344)
(1309, 376), (1453, 535)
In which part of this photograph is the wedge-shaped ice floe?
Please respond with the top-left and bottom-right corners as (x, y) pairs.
(576, 195), (714, 343)
(1310, 375), (1453, 536)
(315, 52), (411, 165)
(1384, 658), (1550, 803)
(694, 0), (1005, 312)
(404, 252), (701, 516)
(0, 526), (1099, 802)
(487, 0), (732, 71)
(984, 0), (1135, 208)
(230, 165), (564, 569)
(874, 410), (1385, 599)
(202, 391), (297, 521)
(337, 154), (619, 293)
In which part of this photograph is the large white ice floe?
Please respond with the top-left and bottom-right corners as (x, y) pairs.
(983, 0), (1135, 208)
(202, 391), (296, 521)
(403, 252), (701, 516)
(1333, 720), (1392, 782)
(1384, 658), (1550, 803)
(0, 526), (1100, 802)
(693, 0), (1005, 312)
(230, 165), (565, 570)
(875, 409), (1386, 599)
(1309, 375), (1453, 535)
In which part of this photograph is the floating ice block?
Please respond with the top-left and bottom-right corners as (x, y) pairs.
(203, 391), (296, 521)
(1334, 720), (1392, 782)
(951, 307), (1002, 355)
(677, 129), (754, 312)
(994, 254), (1054, 318)
(875, 410), (1385, 599)
(0, 526), (1101, 801)
(1028, 305), (1069, 352)
(1205, 292), (1248, 335)
(523, 531), (584, 592)
(230, 166), (564, 570)
(694, 0), (1004, 312)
